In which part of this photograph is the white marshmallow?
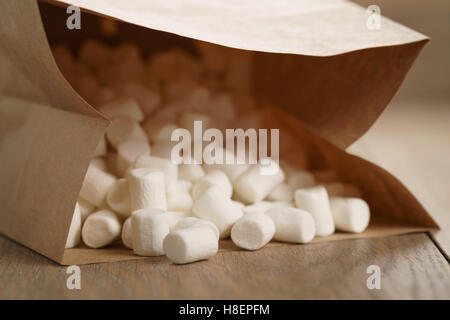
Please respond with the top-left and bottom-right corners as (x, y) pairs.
(179, 163), (205, 183)
(65, 203), (82, 248)
(287, 170), (315, 190)
(77, 197), (95, 222)
(203, 148), (249, 183)
(121, 217), (133, 249)
(106, 179), (131, 218)
(79, 163), (116, 207)
(265, 207), (316, 243)
(192, 170), (233, 200)
(163, 226), (218, 264)
(179, 111), (211, 139)
(266, 182), (294, 202)
(93, 86), (117, 107)
(116, 139), (151, 177)
(91, 158), (108, 172)
(323, 182), (362, 198)
(79, 39), (111, 71)
(243, 201), (293, 215)
(93, 135), (107, 157)
(294, 186), (335, 237)
(81, 210), (122, 248)
(150, 140), (177, 160)
(329, 197), (370, 233)
(174, 217), (220, 240)
(142, 107), (182, 140)
(232, 200), (245, 209)
(106, 116), (148, 149)
(192, 185), (243, 238)
(128, 168), (167, 211)
(134, 155), (177, 190)
(164, 211), (192, 231)
(119, 82), (161, 117)
(149, 123), (179, 143)
(186, 86), (211, 113)
(234, 159), (285, 204)
(131, 209), (169, 256)
(166, 180), (194, 212)
(97, 97), (144, 122)
(231, 213), (275, 250)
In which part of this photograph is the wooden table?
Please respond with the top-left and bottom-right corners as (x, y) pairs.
(0, 232), (448, 299)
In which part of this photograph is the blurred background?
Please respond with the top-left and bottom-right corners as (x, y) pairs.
(350, 0), (450, 255)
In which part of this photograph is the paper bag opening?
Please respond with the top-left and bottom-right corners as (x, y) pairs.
(0, 0), (438, 265)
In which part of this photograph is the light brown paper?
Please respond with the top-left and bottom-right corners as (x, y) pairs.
(0, 0), (437, 265)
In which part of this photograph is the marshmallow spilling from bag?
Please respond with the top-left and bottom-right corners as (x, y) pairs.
(128, 168), (167, 211)
(79, 163), (116, 207)
(81, 210), (122, 248)
(294, 186), (335, 237)
(231, 212), (275, 250)
(57, 40), (374, 265)
(132, 209), (169, 256)
(329, 197), (370, 233)
(163, 224), (219, 264)
(116, 139), (151, 177)
(193, 185), (243, 238)
(234, 159), (285, 204)
(265, 207), (316, 243)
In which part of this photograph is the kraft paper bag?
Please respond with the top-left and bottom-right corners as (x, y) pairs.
(0, 0), (438, 265)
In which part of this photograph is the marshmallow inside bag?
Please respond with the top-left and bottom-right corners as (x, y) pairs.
(266, 182), (294, 202)
(77, 197), (95, 222)
(128, 168), (167, 211)
(116, 139), (151, 177)
(286, 170), (315, 190)
(234, 159), (285, 204)
(91, 158), (108, 172)
(174, 217), (220, 240)
(121, 217), (133, 249)
(106, 116), (148, 149)
(65, 203), (82, 249)
(134, 155), (177, 190)
(131, 208), (169, 256)
(294, 186), (335, 237)
(178, 111), (211, 140)
(231, 212), (275, 250)
(163, 225), (218, 264)
(192, 185), (243, 238)
(203, 148), (249, 183)
(97, 97), (144, 122)
(192, 170), (232, 200)
(81, 210), (122, 248)
(330, 197), (370, 233)
(178, 162), (205, 183)
(79, 163), (116, 207)
(106, 178), (131, 218)
(164, 211), (192, 231)
(265, 207), (316, 243)
(93, 135), (107, 157)
(243, 200), (293, 215)
(166, 180), (194, 211)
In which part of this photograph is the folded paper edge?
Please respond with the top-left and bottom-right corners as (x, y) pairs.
(46, 0), (429, 57)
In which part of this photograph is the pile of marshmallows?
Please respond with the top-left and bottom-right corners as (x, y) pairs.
(54, 40), (370, 264)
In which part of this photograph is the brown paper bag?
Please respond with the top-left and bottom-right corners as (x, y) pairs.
(0, 0), (438, 265)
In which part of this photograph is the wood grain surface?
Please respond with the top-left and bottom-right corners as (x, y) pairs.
(0, 233), (448, 299)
